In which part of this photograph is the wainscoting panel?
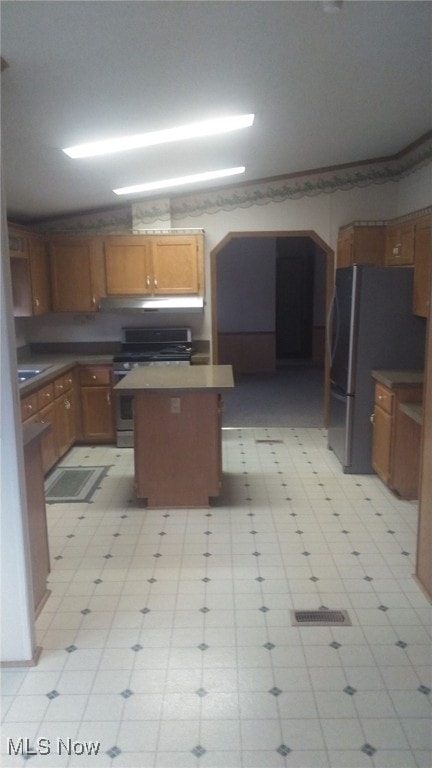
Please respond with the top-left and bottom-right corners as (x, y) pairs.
(217, 332), (276, 374)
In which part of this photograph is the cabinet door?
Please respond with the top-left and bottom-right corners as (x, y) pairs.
(372, 405), (393, 483)
(37, 402), (57, 474)
(413, 216), (431, 318)
(151, 236), (200, 294)
(385, 222), (415, 266)
(9, 230), (50, 316)
(337, 227), (385, 268)
(104, 237), (153, 295)
(337, 230), (353, 268)
(28, 234), (51, 314)
(50, 238), (98, 312)
(54, 392), (75, 458)
(80, 386), (115, 442)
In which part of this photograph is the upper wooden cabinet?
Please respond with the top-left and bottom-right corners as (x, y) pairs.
(385, 220), (415, 266)
(104, 234), (204, 296)
(8, 226), (51, 316)
(104, 237), (153, 295)
(49, 236), (106, 312)
(412, 214), (432, 318)
(336, 225), (385, 268)
(151, 235), (203, 294)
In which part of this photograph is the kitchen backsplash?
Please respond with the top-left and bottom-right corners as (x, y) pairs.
(15, 313), (207, 346)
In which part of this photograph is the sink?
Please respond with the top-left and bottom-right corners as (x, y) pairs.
(18, 366), (51, 383)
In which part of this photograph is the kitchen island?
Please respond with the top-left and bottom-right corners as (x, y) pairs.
(114, 365), (234, 507)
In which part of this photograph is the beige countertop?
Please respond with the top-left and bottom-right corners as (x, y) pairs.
(371, 369), (424, 388)
(399, 402), (424, 425)
(18, 355), (114, 396)
(17, 348), (210, 395)
(114, 364), (234, 393)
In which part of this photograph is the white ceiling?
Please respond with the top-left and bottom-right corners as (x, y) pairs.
(1, 0), (431, 223)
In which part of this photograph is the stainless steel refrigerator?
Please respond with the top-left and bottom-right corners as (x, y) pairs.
(327, 265), (426, 473)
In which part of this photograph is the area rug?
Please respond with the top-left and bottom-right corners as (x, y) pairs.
(44, 466), (111, 503)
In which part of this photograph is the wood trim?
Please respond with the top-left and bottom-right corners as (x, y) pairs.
(0, 646), (42, 668)
(210, 231), (334, 426)
(218, 332), (276, 374)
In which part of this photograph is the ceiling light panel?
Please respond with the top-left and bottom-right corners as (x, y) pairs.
(63, 114), (254, 158)
(113, 167), (246, 195)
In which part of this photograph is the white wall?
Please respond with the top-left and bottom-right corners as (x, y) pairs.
(396, 163), (432, 216)
(1, 188), (37, 664)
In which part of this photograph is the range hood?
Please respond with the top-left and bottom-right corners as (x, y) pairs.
(98, 296), (204, 313)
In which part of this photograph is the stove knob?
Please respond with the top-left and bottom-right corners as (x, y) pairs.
(124, 363), (130, 370)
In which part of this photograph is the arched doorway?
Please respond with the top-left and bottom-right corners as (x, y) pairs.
(210, 230), (334, 427)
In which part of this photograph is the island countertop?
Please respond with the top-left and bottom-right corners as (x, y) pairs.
(113, 364), (234, 394)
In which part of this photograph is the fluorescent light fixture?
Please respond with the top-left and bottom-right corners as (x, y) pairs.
(63, 114), (254, 158)
(113, 167), (246, 195)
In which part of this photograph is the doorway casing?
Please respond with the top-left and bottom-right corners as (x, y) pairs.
(210, 230), (334, 427)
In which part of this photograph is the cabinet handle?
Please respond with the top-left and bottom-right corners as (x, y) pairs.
(154, 278), (158, 288)
(92, 296), (96, 305)
(370, 413), (375, 424)
(45, 392), (51, 398)
(146, 276), (151, 287)
(34, 297), (39, 308)
(106, 392), (111, 405)
(92, 375), (97, 380)
(27, 404), (33, 412)
(64, 399), (71, 410)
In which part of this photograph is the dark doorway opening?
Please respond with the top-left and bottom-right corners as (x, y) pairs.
(276, 237), (315, 362)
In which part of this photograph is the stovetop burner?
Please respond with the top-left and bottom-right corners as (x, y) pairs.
(113, 327), (193, 368)
(113, 346), (191, 364)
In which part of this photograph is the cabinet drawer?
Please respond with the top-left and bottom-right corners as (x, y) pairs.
(79, 366), (111, 386)
(63, 370), (75, 391)
(54, 376), (67, 398)
(37, 383), (55, 410)
(375, 383), (394, 415)
(21, 392), (39, 421)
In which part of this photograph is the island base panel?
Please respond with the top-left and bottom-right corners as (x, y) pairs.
(134, 392), (221, 507)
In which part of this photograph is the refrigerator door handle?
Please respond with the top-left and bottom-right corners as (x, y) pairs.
(327, 290), (340, 366)
(326, 288), (337, 365)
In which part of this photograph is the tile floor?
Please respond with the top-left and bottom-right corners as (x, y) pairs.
(1, 427), (431, 768)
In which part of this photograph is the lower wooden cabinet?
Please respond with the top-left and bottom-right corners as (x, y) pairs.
(21, 368), (77, 475)
(79, 366), (115, 442)
(20, 364), (115, 473)
(23, 424), (51, 615)
(372, 381), (423, 499)
(37, 402), (57, 474)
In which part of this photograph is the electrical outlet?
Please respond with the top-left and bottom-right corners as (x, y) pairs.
(170, 397), (181, 414)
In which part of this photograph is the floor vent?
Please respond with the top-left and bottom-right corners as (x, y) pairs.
(255, 439), (284, 444)
(291, 609), (351, 626)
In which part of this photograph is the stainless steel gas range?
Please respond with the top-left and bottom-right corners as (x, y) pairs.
(112, 327), (192, 447)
